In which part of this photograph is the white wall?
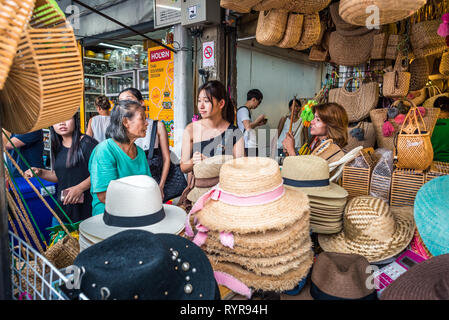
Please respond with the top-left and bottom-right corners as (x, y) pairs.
(236, 46), (324, 148)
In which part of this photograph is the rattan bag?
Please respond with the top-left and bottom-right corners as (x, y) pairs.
(292, 13), (321, 51)
(220, 0), (262, 13)
(282, 0), (331, 14)
(439, 51), (449, 76)
(383, 54), (411, 98)
(277, 13), (304, 49)
(409, 57), (429, 91)
(328, 31), (374, 66)
(256, 9), (289, 46)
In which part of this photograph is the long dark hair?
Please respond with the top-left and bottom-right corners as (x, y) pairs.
(106, 100), (145, 143)
(50, 115), (95, 168)
(198, 80), (235, 124)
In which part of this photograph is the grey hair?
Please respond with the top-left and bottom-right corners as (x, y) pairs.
(105, 100), (144, 143)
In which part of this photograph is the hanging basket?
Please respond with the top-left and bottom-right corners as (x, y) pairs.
(383, 54), (411, 98)
(277, 13), (304, 49)
(439, 51), (449, 76)
(0, 0), (84, 134)
(409, 57), (429, 91)
(282, 0), (331, 14)
(292, 13), (321, 51)
(0, 0), (35, 90)
(253, 0), (287, 11)
(371, 33), (389, 60)
(256, 9), (289, 46)
(220, 0), (262, 13)
(339, 0), (427, 27)
(328, 31), (374, 66)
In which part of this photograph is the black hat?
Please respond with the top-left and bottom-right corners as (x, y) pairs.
(73, 230), (220, 300)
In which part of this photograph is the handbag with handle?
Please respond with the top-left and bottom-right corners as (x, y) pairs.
(328, 77), (379, 122)
(383, 54), (411, 98)
(394, 99), (434, 171)
(147, 120), (188, 202)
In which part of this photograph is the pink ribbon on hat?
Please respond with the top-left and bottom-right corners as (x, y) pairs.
(185, 183), (285, 238)
(192, 224), (235, 249)
(214, 271), (252, 299)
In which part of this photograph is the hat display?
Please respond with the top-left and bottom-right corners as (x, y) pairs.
(282, 155), (348, 234)
(73, 230), (219, 300)
(187, 155), (233, 203)
(318, 196), (415, 263)
(380, 253), (449, 300)
(414, 175), (449, 257)
(185, 157), (313, 294)
(79, 175), (186, 250)
(310, 252), (377, 300)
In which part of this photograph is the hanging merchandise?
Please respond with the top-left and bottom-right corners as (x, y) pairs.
(409, 57), (430, 91)
(252, 0), (286, 11)
(255, 9), (289, 46)
(371, 33), (390, 60)
(385, 34), (407, 60)
(407, 87), (427, 106)
(344, 121), (376, 153)
(329, 2), (373, 37)
(282, 0), (331, 14)
(277, 13), (304, 49)
(439, 51), (449, 75)
(395, 100), (437, 171)
(383, 54), (411, 98)
(0, 0), (83, 134)
(220, 0), (262, 13)
(328, 77), (379, 123)
(338, 0), (426, 27)
(292, 13), (321, 51)
(328, 31), (374, 66)
(0, 0), (35, 90)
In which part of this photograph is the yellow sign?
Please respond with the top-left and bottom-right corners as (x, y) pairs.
(147, 45), (175, 147)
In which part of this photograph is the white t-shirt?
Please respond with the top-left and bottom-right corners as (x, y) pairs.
(236, 107), (257, 148)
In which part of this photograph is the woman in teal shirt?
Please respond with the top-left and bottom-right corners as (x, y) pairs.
(89, 100), (151, 216)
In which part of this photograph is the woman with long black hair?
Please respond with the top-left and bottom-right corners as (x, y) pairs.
(25, 115), (98, 225)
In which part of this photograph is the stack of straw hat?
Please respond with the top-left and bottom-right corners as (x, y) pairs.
(282, 155), (348, 234)
(186, 157), (313, 293)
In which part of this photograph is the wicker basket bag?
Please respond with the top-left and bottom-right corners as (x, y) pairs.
(409, 57), (429, 91)
(328, 31), (374, 66)
(395, 100), (434, 171)
(256, 9), (289, 46)
(253, 0), (286, 11)
(0, 0), (84, 134)
(439, 51), (449, 76)
(0, 0), (35, 90)
(292, 13), (321, 51)
(383, 54), (411, 98)
(282, 0), (331, 14)
(277, 13), (304, 49)
(220, 0), (262, 13)
(339, 0), (426, 26)
(371, 33), (390, 60)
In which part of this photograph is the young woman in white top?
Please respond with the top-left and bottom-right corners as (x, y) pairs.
(277, 99), (303, 155)
(86, 95), (111, 143)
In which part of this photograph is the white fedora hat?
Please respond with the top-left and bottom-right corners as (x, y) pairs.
(80, 175), (186, 242)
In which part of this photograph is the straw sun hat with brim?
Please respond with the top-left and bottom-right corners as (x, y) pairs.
(187, 155), (233, 203)
(414, 175), (449, 257)
(80, 175), (186, 243)
(73, 229), (220, 300)
(282, 155), (348, 199)
(380, 253), (449, 300)
(310, 252), (377, 300)
(318, 196), (415, 263)
(191, 157), (310, 234)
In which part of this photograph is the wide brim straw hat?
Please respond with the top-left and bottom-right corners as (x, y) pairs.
(414, 176), (449, 257)
(318, 196), (415, 263)
(309, 195), (347, 207)
(80, 175), (186, 241)
(329, 1), (373, 36)
(187, 155), (233, 203)
(194, 157), (310, 234)
(380, 253), (449, 300)
(282, 155), (348, 199)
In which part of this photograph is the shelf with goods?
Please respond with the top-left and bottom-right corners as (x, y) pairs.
(104, 68), (149, 107)
(42, 129), (51, 170)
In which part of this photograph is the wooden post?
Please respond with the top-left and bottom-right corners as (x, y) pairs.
(289, 96), (298, 134)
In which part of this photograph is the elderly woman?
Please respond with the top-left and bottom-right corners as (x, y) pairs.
(88, 100), (151, 216)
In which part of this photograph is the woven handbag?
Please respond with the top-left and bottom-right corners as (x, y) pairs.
(370, 108), (400, 151)
(343, 121), (376, 153)
(253, 0), (286, 11)
(308, 45), (329, 62)
(256, 9), (289, 46)
(383, 54), (411, 98)
(371, 33), (389, 60)
(282, 0), (331, 14)
(339, 0), (426, 26)
(292, 13), (321, 51)
(329, 2), (373, 37)
(0, 0), (35, 90)
(385, 34), (406, 60)
(439, 51), (449, 76)
(411, 19), (446, 51)
(328, 31), (374, 66)
(220, 0), (262, 13)
(328, 77), (379, 122)
(277, 13), (304, 49)
(395, 100), (434, 171)
(0, 0), (83, 134)
(409, 57), (429, 91)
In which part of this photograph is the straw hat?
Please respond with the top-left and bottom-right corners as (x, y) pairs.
(380, 253), (449, 300)
(282, 155), (348, 199)
(329, 2), (373, 36)
(79, 175), (186, 244)
(318, 196), (415, 263)
(310, 252), (377, 300)
(187, 155), (233, 203)
(195, 157), (310, 234)
(414, 176), (449, 257)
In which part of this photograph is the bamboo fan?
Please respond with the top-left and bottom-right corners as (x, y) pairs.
(0, 0), (35, 90)
(0, 0), (83, 134)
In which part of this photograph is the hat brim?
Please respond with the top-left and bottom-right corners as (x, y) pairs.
(187, 187), (212, 203)
(80, 204), (186, 241)
(285, 182), (348, 199)
(309, 196), (347, 207)
(317, 206), (415, 263)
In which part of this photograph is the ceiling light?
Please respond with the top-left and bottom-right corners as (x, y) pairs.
(98, 42), (129, 50)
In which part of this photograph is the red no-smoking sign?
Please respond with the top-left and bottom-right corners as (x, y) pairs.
(203, 41), (215, 67)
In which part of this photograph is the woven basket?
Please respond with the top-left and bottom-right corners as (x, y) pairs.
(409, 57), (429, 91)
(277, 13), (304, 49)
(439, 51), (449, 76)
(339, 0), (427, 26)
(370, 108), (399, 151)
(383, 54), (411, 98)
(328, 77), (379, 122)
(308, 45), (329, 62)
(282, 0), (331, 14)
(0, 0), (35, 90)
(44, 235), (80, 269)
(395, 102), (434, 171)
(390, 167), (425, 207)
(328, 31), (374, 66)
(292, 13), (321, 51)
(343, 121), (376, 153)
(423, 92), (449, 109)
(220, 0), (262, 13)
(413, 44), (447, 59)
(407, 87), (427, 106)
(371, 33), (389, 60)
(0, 0), (83, 134)
(253, 0), (286, 11)
(384, 34), (406, 60)
(425, 161), (449, 183)
(342, 149), (376, 198)
(370, 152), (394, 204)
(411, 19), (446, 51)
(256, 9), (289, 46)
